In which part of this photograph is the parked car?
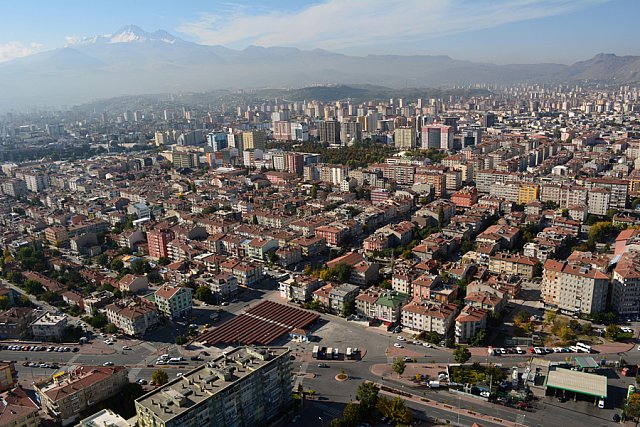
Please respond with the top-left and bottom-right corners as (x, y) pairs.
(393, 343), (403, 348)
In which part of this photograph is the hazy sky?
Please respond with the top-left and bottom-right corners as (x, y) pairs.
(1, 0), (638, 64)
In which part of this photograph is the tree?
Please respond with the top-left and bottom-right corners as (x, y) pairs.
(0, 295), (10, 310)
(110, 258), (124, 271)
(606, 324), (622, 340)
(340, 402), (362, 427)
(310, 184), (318, 199)
(356, 382), (379, 413)
(514, 310), (531, 326)
(104, 323), (119, 334)
(392, 358), (406, 377)
(175, 335), (188, 345)
(377, 396), (412, 425)
(96, 253), (109, 267)
(470, 329), (486, 346)
(152, 369), (169, 386)
(625, 393), (640, 426)
(453, 346), (472, 364)
(342, 301), (355, 317)
(194, 286), (215, 304)
(130, 259), (147, 275)
(544, 310), (557, 325)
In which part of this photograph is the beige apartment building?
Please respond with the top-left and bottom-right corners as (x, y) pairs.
(401, 301), (458, 336)
(611, 251), (640, 318)
(35, 366), (128, 425)
(542, 259), (609, 315)
(136, 347), (292, 427)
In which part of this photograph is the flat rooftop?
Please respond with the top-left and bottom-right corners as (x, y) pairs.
(135, 346), (290, 423)
(545, 367), (607, 398)
(574, 356), (598, 369)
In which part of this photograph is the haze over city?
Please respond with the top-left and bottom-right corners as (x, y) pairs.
(2, 1), (640, 427)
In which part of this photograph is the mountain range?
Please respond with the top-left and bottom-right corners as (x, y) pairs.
(1, 25), (639, 110)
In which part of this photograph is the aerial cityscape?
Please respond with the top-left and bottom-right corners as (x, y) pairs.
(2, 1), (640, 427)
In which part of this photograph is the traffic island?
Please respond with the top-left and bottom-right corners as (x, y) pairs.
(335, 373), (349, 381)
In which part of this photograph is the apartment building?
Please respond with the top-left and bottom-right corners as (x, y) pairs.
(31, 312), (68, 342)
(611, 251), (640, 318)
(488, 253), (538, 279)
(542, 259), (609, 315)
(147, 228), (175, 260)
(394, 126), (416, 149)
(455, 306), (489, 344)
(104, 300), (159, 336)
(585, 177), (628, 210)
(401, 301), (458, 336)
(0, 386), (39, 427)
(0, 363), (17, 392)
(35, 366), (128, 425)
(154, 285), (193, 320)
(355, 288), (408, 324)
(135, 347), (292, 427)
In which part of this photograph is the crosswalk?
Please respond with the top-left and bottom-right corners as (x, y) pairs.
(314, 402), (341, 418)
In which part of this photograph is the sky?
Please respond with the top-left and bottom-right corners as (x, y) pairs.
(1, 0), (639, 64)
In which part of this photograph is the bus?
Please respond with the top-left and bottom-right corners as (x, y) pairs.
(346, 347), (352, 359)
(576, 342), (592, 353)
(312, 345), (320, 359)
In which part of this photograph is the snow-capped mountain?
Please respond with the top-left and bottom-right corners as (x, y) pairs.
(0, 25), (639, 109)
(68, 25), (181, 46)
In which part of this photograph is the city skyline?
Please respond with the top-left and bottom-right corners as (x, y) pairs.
(2, 0), (639, 65)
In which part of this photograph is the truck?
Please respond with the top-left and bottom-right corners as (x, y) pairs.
(428, 381), (440, 388)
(312, 345), (320, 359)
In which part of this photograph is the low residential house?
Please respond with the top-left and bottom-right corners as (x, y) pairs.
(104, 300), (159, 336)
(35, 366), (128, 426)
(204, 273), (238, 298)
(488, 253), (538, 279)
(455, 306), (489, 344)
(153, 285), (193, 319)
(279, 275), (323, 302)
(275, 246), (302, 267)
(355, 287), (408, 325)
(0, 308), (36, 339)
(290, 235), (327, 257)
(328, 283), (360, 314)
(476, 225), (521, 250)
(0, 386), (39, 427)
(401, 301), (459, 336)
(61, 291), (84, 312)
(222, 259), (264, 287)
(118, 274), (148, 293)
(82, 290), (114, 315)
(316, 222), (351, 247)
(246, 238), (279, 261)
(118, 230), (146, 251)
(326, 251), (379, 285)
(30, 312), (67, 342)
(464, 291), (506, 313)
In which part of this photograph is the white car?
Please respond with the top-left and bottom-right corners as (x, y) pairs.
(104, 340), (113, 345)
(397, 336), (405, 341)
(423, 343), (432, 348)
(122, 346), (132, 350)
(103, 361), (114, 366)
(515, 347), (524, 354)
(393, 343), (403, 348)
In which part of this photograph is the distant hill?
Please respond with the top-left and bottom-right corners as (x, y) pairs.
(0, 25), (638, 109)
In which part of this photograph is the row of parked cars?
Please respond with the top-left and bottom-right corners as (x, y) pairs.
(22, 361), (60, 369)
(492, 345), (590, 355)
(2, 344), (78, 352)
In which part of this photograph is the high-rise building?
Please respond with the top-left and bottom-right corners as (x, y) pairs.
(318, 120), (340, 144)
(135, 347), (292, 427)
(206, 132), (228, 152)
(290, 122), (309, 141)
(273, 121), (292, 141)
(284, 152), (304, 175)
(421, 125), (453, 150)
(147, 228), (175, 260)
(242, 130), (266, 150)
(340, 121), (361, 144)
(22, 173), (49, 193)
(394, 127), (416, 149)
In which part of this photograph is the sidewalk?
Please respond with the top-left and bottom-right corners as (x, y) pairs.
(376, 383), (519, 427)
